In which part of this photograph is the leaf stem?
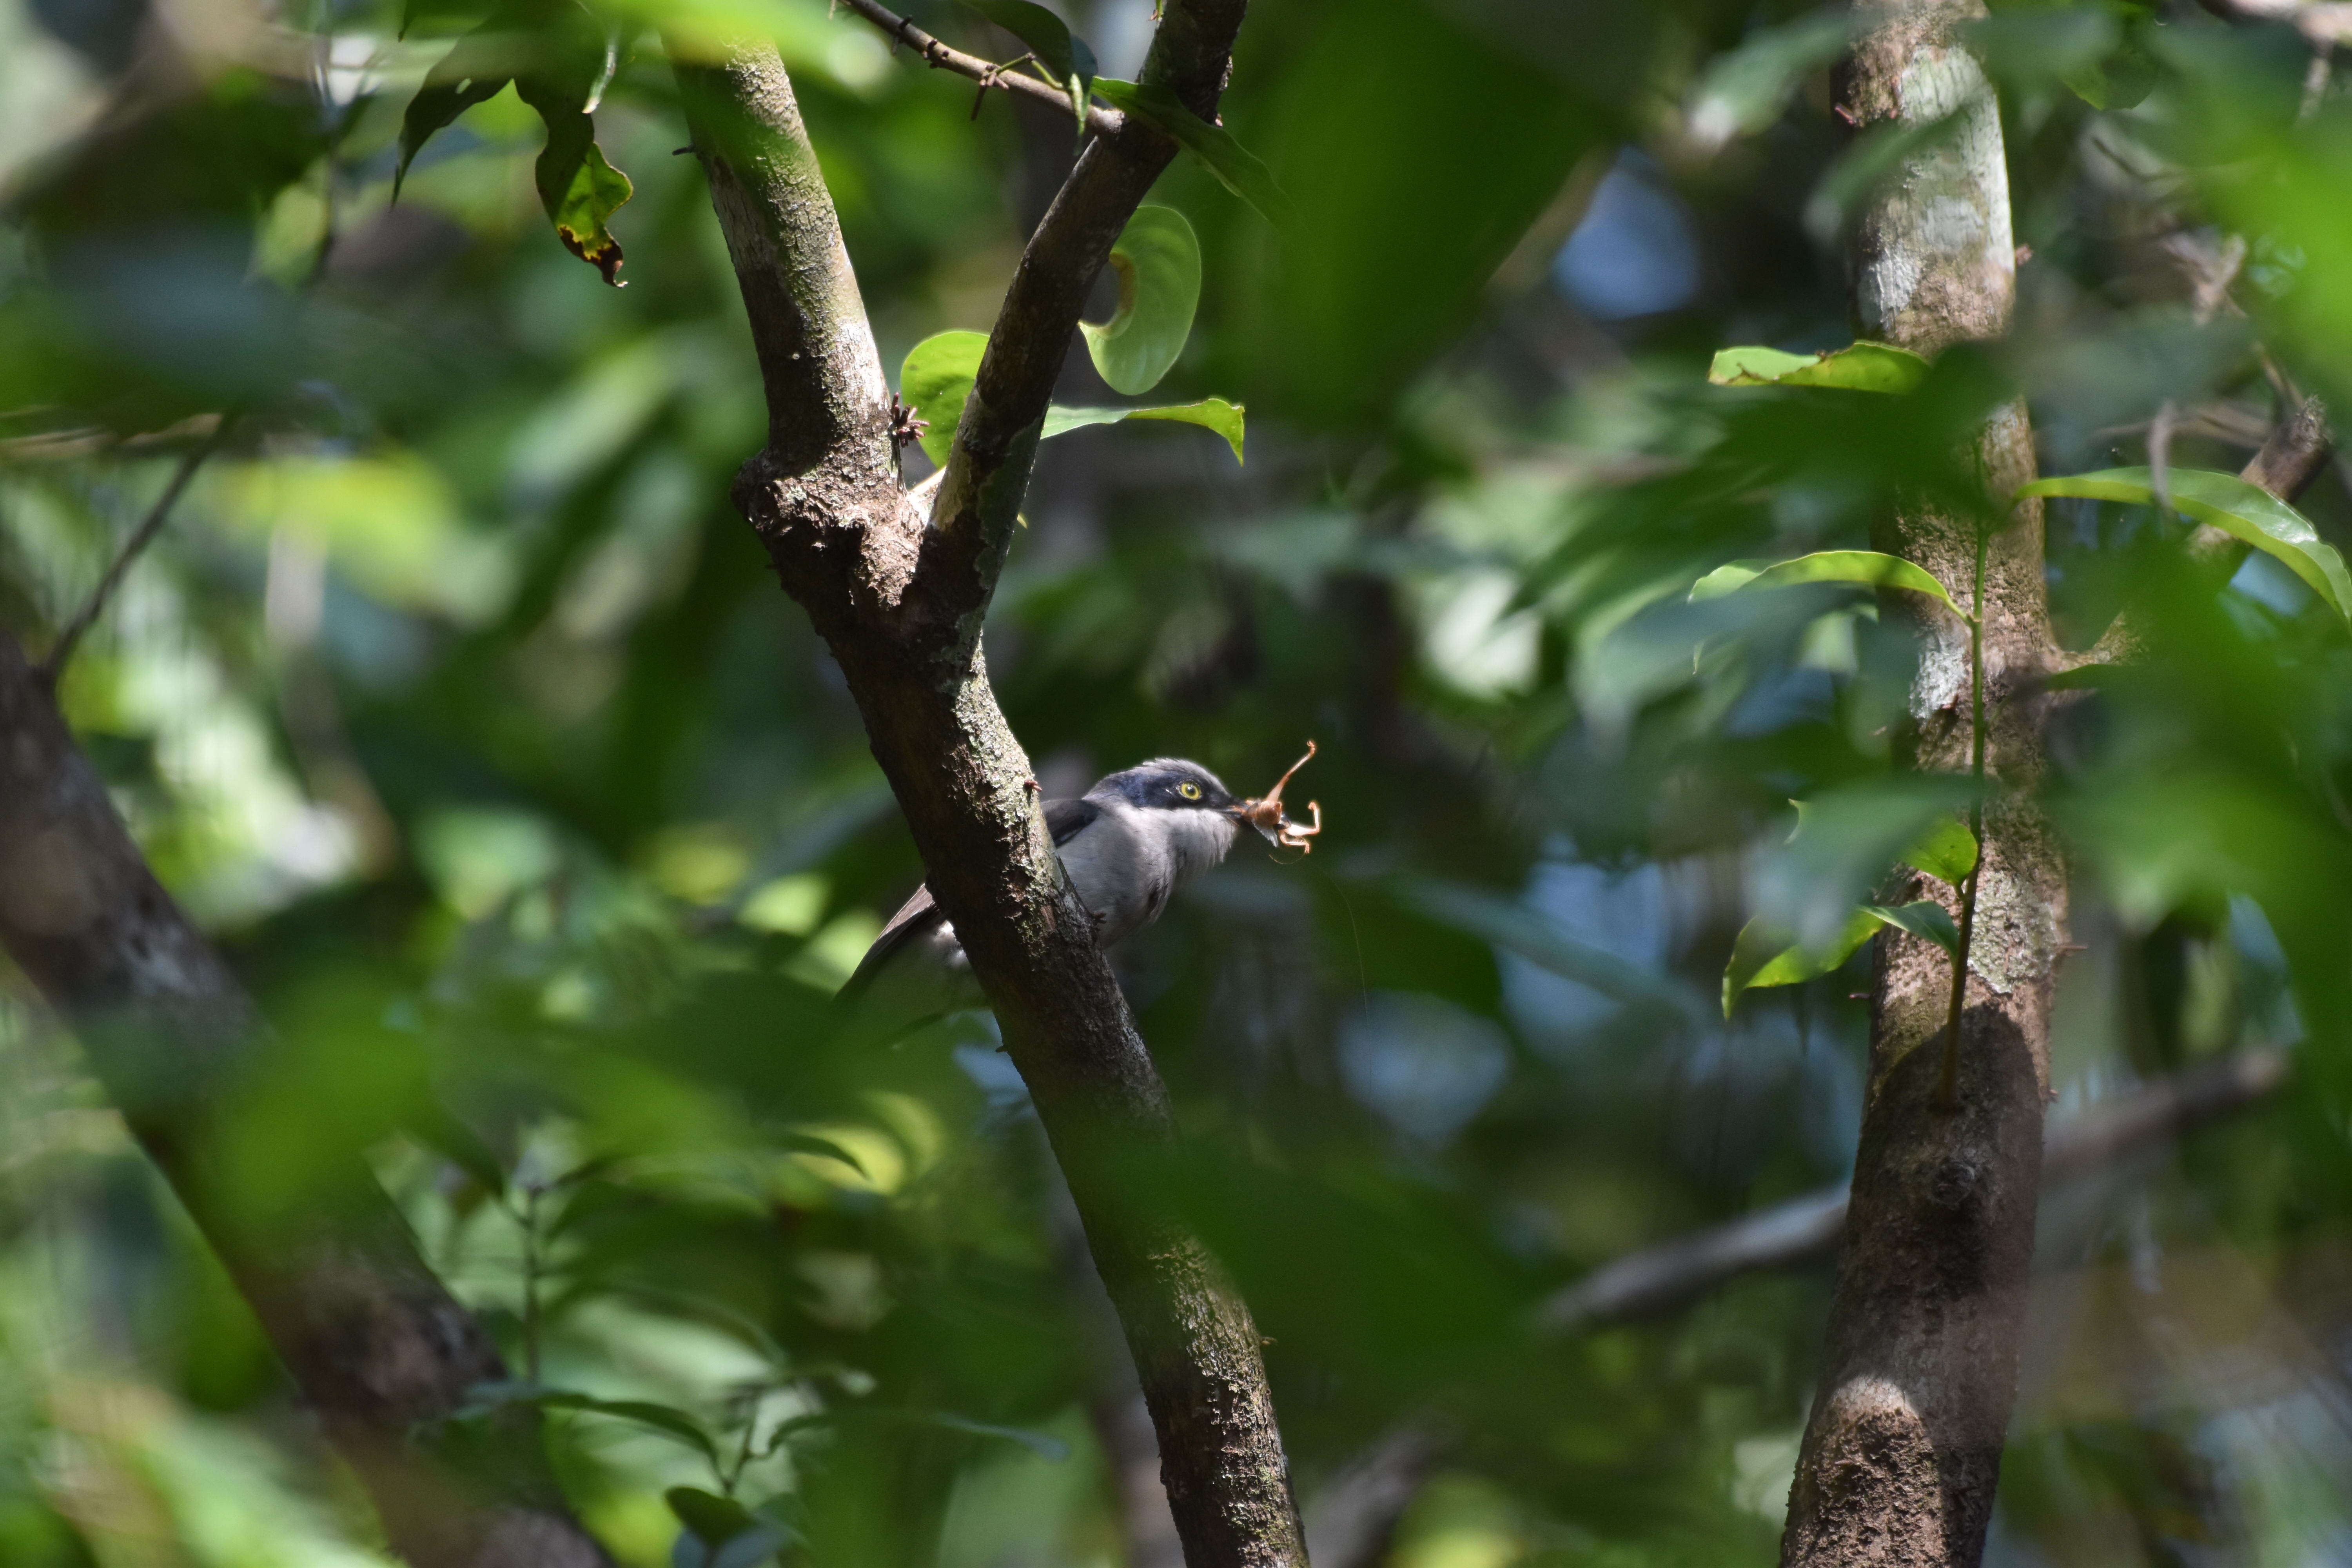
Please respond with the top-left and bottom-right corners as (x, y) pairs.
(521, 1182), (543, 1385)
(1937, 526), (1990, 1112)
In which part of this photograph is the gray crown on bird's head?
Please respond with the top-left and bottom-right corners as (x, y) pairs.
(1088, 758), (1243, 814)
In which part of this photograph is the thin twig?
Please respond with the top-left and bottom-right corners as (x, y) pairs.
(1936, 513), (1992, 1111)
(40, 419), (234, 686)
(833, 0), (1125, 136)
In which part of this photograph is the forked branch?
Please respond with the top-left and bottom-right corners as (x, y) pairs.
(671, 2), (1303, 1561)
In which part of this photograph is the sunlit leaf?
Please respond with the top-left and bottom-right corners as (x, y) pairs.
(1722, 907), (1880, 1016)
(1042, 398), (1243, 462)
(518, 83), (633, 286)
(1707, 340), (1929, 393)
(1080, 206), (1201, 395)
(1860, 899), (1961, 958)
(905, 332), (1242, 464)
(1722, 900), (1958, 1015)
(398, 5), (633, 282)
(1902, 815), (1978, 886)
(1091, 78), (1293, 227)
(900, 330), (989, 466)
(2019, 466), (2352, 624)
(1689, 548), (1965, 621)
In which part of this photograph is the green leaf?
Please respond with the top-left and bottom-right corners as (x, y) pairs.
(1902, 815), (1978, 886)
(904, 332), (1243, 466)
(1684, 10), (1854, 150)
(399, 1099), (507, 1198)
(667, 1488), (789, 1568)
(900, 330), (989, 466)
(1722, 907), (1880, 1017)
(400, 7), (633, 283)
(1080, 206), (1200, 396)
(472, 1383), (721, 1467)
(395, 16), (523, 196)
(517, 83), (632, 286)
(1860, 899), (1961, 958)
(2018, 467), (2352, 625)
(1042, 398), (1243, 463)
(959, 0), (1076, 80)
(1090, 78), (1292, 227)
(2060, 34), (2156, 111)
(667, 1487), (757, 1546)
(1722, 900), (1960, 1015)
(1689, 549), (1966, 622)
(1707, 340), (1930, 394)
(1688, 561), (1762, 599)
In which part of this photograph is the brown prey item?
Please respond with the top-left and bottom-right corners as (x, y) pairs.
(1238, 741), (1322, 852)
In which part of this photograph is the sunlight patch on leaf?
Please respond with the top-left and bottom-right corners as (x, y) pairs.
(2020, 466), (2352, 625)
(1080, 206), (1201, 395)
(1707, 340), (1929, 393)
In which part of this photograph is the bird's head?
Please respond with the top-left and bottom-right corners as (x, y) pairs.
(1091, 758), (1244, 817)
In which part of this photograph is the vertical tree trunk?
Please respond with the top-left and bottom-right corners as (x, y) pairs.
(1779, 5), (2063, 1565)
(0, 633), (612, 1568)
(671, 22), (1308, 1563)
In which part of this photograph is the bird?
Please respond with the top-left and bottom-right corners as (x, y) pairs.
(840, 758), (1252, 1040)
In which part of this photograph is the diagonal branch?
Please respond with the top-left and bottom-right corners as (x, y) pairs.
(918, 0), (1246, 632)
(833, 0), (1126, 135)
(1540, 1044), (2292, 1330)
(0, 633), (613, 1568)
(671, 5), (1305, 1562)
(40, 417), (234, 685)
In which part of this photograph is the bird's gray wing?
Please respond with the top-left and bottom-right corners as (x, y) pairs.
(840, 799), (1098, 999)
(1044, 797), (1101, 847)
(840, 882), (945, 1001)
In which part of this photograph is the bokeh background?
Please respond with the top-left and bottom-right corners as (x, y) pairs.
(8, 0), (2352, 1563)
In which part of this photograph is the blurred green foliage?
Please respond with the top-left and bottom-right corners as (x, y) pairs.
(7, 0), (2352, 1564)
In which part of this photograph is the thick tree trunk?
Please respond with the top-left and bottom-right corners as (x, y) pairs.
(670, 15), (1307, 1563)
(0, 636), (610, 1568)
(1780, 6), (2061, 1565)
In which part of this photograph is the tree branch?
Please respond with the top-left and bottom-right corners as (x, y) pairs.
(0, 633), (612, 1568)
(1541, 1045), (2292, 1331)
(833, 0), (1126, 136)
(40, 417), (232, 685)
(920, 0), (1246, 631)
(674, 7), (1306, 1562)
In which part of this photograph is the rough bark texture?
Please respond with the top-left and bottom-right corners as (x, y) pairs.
(673, 14), (1307, 1565)
(1782, 6), (2057, 1565)
(0, 634), (610, 1568)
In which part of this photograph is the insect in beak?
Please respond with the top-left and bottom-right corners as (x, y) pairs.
(1234, 740), (1323, 852)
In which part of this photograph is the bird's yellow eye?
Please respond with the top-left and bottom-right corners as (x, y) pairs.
(1178, 781), (1202, 800)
